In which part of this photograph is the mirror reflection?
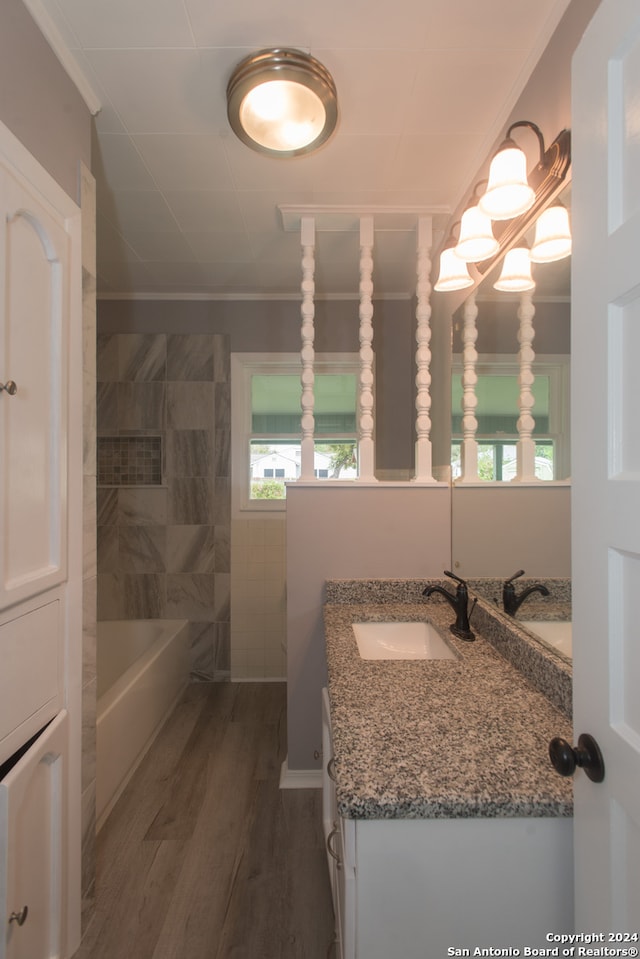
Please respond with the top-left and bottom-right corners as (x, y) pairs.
(450, 186), (572, 659)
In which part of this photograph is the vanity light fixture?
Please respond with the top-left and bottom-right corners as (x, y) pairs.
(226, 48), (338, 157)
(493, 246), (535, 292)
(454, 181), (499, 262)
(434, 227), (474, 292)
(530, 204), (572, 263)
(478, 121), (545, 220)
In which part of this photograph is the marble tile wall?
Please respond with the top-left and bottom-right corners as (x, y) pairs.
(80, 162), (97, 928)
(96, 332), (231, 681)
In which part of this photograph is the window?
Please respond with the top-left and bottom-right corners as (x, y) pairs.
(451, 356), (569, 481)
(232, 354), (360, 511)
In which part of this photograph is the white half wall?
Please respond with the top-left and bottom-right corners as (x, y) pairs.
(285, 483), (451, 771)
(451, 484), (571, 578)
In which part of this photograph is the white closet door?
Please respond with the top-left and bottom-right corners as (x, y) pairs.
(0, 164), (70, 610)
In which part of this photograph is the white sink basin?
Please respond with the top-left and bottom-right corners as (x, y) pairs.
(520, 620), (573, 657)
(352, 621), (458, 660)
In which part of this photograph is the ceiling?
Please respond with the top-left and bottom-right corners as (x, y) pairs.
(36, 0), (572, 299)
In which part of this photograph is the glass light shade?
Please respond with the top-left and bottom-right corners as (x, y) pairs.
(479, 145), (535, 220)
(434, 248), (474, 292)
(454, 205), (499, 262)
(530, 205), (572, 262)
(239, 81), (326, 152)
(493, 247), (535, 292)
(227, 48), (338, 157)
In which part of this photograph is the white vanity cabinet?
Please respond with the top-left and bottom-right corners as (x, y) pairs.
(322, 688), (574, 959)
(321, 689), (355, 959)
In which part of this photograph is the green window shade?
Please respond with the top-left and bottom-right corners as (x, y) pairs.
(251, 374), (357, 436)
(451, 374), (550, 436)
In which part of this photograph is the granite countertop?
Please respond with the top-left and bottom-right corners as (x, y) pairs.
(324, 585), (573, 822)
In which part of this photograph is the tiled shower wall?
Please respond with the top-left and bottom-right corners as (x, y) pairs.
(96, 332), (230, 681)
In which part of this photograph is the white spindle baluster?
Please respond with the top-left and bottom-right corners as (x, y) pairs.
(358, 216), (376, 481)
(458, 292), (479, 482)
(514, 290), (537, 482)
(300, 217), (316, 480)
(414, 216), (435, 482)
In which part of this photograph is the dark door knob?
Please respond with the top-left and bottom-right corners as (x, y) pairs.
(549, 733), (605, 783)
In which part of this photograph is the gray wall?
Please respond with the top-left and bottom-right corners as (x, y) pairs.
(452, 300), (570, 356)
(0, 0), (91, 203)
(98, 296), (417, 473)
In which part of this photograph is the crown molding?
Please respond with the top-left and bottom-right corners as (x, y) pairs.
(21, 0), (101, 116)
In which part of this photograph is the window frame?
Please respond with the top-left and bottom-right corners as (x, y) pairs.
(231, 352), (361, 513)
(450, 353), (570, 481)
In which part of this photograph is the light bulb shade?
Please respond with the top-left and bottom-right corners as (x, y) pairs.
(479, 143), (535, 220)
(530, 205), (572, 262)
(227, 48), (338, 157)
(434, 247), (474, 292)
(454, 205), (499, 262)
(493, 247), (535, 292)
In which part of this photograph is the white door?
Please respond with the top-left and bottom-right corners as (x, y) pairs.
(571, 0), (640, 931)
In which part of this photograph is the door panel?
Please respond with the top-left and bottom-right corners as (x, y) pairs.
(572, 0), (640, 929)
(0, 167), (70, 610)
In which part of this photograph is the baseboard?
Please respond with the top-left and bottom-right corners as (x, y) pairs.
(279, 758), (322, 789)
(230, 676), (287, 683)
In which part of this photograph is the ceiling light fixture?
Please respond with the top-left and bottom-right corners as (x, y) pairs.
(530, 204), (572, 263)
(226, 48), (338, 157)
(434, 226), (474, 292)
(454, 181), (499, 263)
(493, 246), (535, 292)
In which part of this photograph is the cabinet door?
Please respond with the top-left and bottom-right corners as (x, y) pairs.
(321, 690), (356, 959)
(0, 601), (62, 765)
(0, 163), (70, 610)
(0, 710), (67, 959)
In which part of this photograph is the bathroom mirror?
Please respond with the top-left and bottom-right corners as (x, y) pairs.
(449, 185), (572, 657)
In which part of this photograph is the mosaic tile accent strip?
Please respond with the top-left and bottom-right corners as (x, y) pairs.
(98, 435), (162, 487)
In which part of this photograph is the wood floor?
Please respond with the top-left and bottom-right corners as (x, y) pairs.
(76, 683), (336, 959)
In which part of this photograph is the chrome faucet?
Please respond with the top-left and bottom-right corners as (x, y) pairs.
(423, 570), (476, 641)
(502, 569), (550, 616)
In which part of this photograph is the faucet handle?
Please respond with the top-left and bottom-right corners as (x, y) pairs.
(444, 569), (466, 587)
(504, 569), (525, 585)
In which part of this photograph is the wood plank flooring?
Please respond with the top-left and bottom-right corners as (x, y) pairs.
(76, 683), (336, 959)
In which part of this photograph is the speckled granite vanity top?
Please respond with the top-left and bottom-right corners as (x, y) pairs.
(324, 579), (573, 821)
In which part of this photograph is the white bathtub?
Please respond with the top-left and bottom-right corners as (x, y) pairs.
(96, 619), (190, 830)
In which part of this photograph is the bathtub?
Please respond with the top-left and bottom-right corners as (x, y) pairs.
(96, 619), (190, 830)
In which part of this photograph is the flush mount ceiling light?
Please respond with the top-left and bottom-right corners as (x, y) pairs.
(454, 181), (499, 263)
(530, 204), (572, 262)
(226, 48), (338, 157)
(493, 246), (536, 292)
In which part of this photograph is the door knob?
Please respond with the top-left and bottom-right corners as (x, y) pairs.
(549, 733), (605, 783)
(0, 380), (17, 395)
